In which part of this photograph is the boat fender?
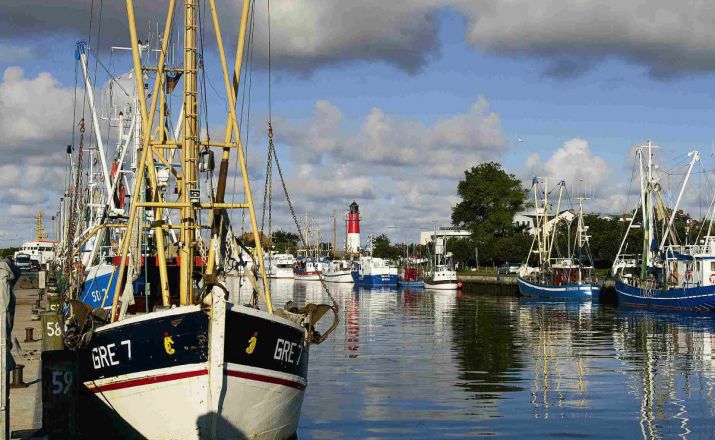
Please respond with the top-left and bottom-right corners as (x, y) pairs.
(684, 270), (693, 282)
(709, 274), (715, 284)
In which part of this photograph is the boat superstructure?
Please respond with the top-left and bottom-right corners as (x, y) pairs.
(613, 143), (715, 310)
(58, 2), (338, 438)
(266, 253), (296, 279)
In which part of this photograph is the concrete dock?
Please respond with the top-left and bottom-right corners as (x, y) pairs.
(8, 287), (43, 439)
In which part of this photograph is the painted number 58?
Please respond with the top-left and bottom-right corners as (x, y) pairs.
(46, 322), (62, 337)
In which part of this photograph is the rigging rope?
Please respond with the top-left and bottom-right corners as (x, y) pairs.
(262, 0), (337, 309)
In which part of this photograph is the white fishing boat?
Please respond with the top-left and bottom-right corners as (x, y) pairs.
(424, 265), (460, 290)
(266, 253), (296, 279)
(424, 225), (460, 290)
(323, 260), (354, 283)
(59, 2), (338, 439)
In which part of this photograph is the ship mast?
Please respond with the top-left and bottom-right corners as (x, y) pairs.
(112, 0), (273, 321)
(180, 0), (198, 305)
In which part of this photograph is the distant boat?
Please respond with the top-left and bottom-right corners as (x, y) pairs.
(423, 224), (460, 290)
(323, 260), (354, 283)
(613, 143), (715, 310)
(399, 267), (424, 288)
(266, 253), (296, 279)
(294, 258), (323, 281)
(517, 177), (599, 300)
(352, 255), (398, 287)
(424, 265), (460, 290)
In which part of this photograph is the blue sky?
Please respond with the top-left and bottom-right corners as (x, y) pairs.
(0, 1), (712, 246)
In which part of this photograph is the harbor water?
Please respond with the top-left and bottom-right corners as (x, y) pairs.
(248, 281), (715, 439)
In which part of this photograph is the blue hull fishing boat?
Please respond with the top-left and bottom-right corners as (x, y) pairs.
(615, 281), (715, 310)
(517, 277), (599, 300)
(612, 144), (714, 311)
(398, 280), (424, 288)
(517, 177), (600, 300)
(81, 263), (145, 309)
(398, 267), (424, 288)
(352, 255), (398, 287)
(352, 272), (398, 287)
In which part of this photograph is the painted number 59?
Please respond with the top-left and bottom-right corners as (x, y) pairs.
(51, 370), (73, 395)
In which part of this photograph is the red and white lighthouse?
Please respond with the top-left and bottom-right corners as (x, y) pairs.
(346, 201), (361, 253)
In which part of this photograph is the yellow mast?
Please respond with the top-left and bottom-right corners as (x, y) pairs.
(36, 209), (46, 241)
(179, 0), (199, 306)
(112, 0), (273, 320)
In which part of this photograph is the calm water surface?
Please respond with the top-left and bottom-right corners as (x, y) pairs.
(261, 281), (715, 439)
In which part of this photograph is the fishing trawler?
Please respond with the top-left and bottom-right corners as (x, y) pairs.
(518, 178), (600, 300)
(58, 2), (338, 439)
(613, 143), (715, 310)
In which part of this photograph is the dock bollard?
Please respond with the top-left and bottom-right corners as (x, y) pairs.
(10, 365), (28, 389)
(24, 327), (34, 343)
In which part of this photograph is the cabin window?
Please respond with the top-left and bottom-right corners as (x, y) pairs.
(711, 262), (715, 272)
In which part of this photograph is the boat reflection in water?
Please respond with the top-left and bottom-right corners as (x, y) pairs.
(613, 309), (715, 439)
(235, 282), (715, 438)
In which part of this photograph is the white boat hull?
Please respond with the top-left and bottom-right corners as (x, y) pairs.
(322, 271), (354, 283)
(424, 281), (459, 290)
(77, 295), (308, 440)
(268, 268), (295, 279)
(294, 272), (322, 281)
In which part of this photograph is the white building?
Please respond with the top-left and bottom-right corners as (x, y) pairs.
(514, 209), (576, 236)
(419, 227), (471, 245)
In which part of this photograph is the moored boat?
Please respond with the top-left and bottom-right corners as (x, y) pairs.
(424, 225), (460, 290)
(57, 2), (338, 439)
(613, 143), (715, 310)
(323, 259), (354, 283)
(294, 258), (323, 281)
(424, 265), (459, 290)
(266, 253), (296, 279)
(352, 255), (398, 287)
(517, 178), (599, 300)
(399, 267), (424, 288)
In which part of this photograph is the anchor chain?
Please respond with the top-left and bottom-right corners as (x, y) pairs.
(266, 122), (339, 311)
(63, 119), (86, 299)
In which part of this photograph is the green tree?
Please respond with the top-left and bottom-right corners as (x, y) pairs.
(372, 234), (402, 261)
(452, 162), (526, 237)
(271, 230), (299, 254)
(0, 248), (18, 258)
(451, 162), (529, 266)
